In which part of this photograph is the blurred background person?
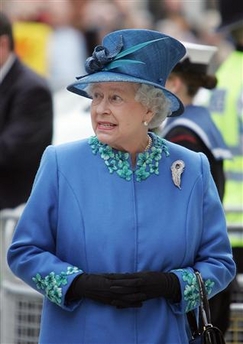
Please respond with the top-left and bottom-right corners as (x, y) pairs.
(158, 42), (233, 335)
(1, 0), (89, 91)
(1, 2), (53, 78)
(161, 42), (231, 199)
(148, 0), (232, 69)
(80, 0), (152, 56)
(0, 12), (53, 210)
(44, 0), (88, 91)
(207, 0), (243, 273)
(152, 0), (199, 43)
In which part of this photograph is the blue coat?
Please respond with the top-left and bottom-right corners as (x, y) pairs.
(7, 133), (235, 344)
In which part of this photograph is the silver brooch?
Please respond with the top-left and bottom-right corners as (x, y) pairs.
(171, 160), (185, 189)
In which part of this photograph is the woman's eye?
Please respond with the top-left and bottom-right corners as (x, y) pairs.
(111, 95), (122, 103)
(92, 92), (102, 100)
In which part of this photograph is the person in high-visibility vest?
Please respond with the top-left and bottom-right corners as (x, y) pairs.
(208, 0), (243, 273)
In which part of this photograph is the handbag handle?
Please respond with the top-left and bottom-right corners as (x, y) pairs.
(195, 271), (212, 328)
(187, 271), (213, 336)
(187, 271), (226, 344)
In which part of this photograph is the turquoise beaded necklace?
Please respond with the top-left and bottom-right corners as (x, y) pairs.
(89, 133), (169, 182)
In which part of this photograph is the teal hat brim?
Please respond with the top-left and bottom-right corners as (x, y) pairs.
(67, 71), (184, 117)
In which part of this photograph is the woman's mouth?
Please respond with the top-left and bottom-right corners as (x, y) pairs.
(98, 122), (116, 130)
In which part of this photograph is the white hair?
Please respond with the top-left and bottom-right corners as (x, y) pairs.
(135, 83), (171, 129)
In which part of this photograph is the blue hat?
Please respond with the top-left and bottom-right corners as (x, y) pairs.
(67, 29), (186, 117)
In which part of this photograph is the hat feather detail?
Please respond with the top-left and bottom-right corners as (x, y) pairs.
(85, 37), (167, 74)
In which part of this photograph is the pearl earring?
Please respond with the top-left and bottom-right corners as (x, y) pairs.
(144, 121), (148, 126)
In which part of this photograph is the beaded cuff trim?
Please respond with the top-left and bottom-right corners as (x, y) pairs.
(174, 269), (215, 312)
(32, 266), (81, 305)
(89, 134), (169, 181)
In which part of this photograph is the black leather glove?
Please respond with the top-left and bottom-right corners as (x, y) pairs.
(105, 271), (181, 302)
(66, 273), (146, 308)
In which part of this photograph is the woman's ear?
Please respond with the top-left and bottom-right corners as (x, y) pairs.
(145, 108), (154, 124)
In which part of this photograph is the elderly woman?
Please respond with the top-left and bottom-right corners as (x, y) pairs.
(7, 29), (235, 344)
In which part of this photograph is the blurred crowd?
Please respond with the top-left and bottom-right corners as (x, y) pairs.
(0, 0), (235, 91)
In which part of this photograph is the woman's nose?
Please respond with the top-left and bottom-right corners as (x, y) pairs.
(96, 98), (111, 114)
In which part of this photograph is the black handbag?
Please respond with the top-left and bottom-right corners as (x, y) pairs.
(187, 271), (226, 344)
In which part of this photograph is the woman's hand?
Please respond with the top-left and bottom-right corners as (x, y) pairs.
(66, 271), (181, 307)
(106, 271), (181, 302)
(66, 273), (146, 308)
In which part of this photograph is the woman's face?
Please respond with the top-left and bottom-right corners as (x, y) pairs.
(89, 82), (152, 152)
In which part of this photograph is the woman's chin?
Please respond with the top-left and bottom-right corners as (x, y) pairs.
(96, 132), (113, 145)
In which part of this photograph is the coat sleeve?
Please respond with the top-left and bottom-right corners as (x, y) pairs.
(7, 146), (83, 311)
(169, 153), (236, 314)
